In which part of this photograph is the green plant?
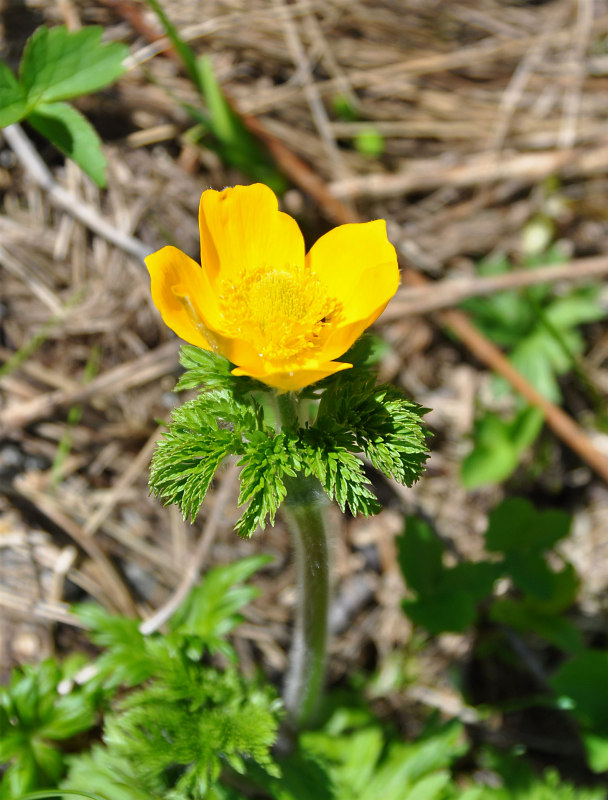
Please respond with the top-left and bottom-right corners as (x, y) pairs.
(150, 340), (428, 539)
(65, 556), (281, 800)
(145, 0), (285, 191)
(396, 497), (608, 775)
(551, 651), (608, 772)
(461, 248), (604, 488)
(398, 498), (578, 643)
(0, 658), (101, 798)
(0, 25), (128, 185)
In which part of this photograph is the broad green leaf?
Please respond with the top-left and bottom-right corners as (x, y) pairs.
(0, 61), (27, 126)
(442, 561), (501, 602)
(583, 732), (608, 773)
(461, 413), (520, 489)
(490, 598), (583, 653)
(503, 551), (556, 600)
(397, 517), (444, 596)
(507, 406), (544, 452)
(27, 102), (107, 186)
(551, 650), (608, 734)
(20, 25), (127, 105)
(546, 290), (605, 329)
(485, 498), (571, 555)
(403, 591), (477, 635)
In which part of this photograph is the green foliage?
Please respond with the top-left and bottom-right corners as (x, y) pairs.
(398, 517), (500, 634)
(235, 432), (299, 536)
(297, 425), (381, 517)
(2, 545), (605, 797)
(0, 61), (27, 127)
(397, 498), (576, 643)
(551, 651), (608, 771)
(249, 707), (467, 800)
(461, 749), (607, 799)
(85, 660), (279, 800)
(354, 128), (385, 158)
(169, 554), (273, 660)
(0, 25), (127, 184)
(75, 555), (270, 688)
(0, 659), (100, 799)
(65, 555), (279, 800)
(150, 345), (428, 538)
(461, 407), (543, 489)
(461, 248), (604, 487)
(396, 497), (608, 776)
(19, 26), (127, 105)
(145, 0), (285, 191)
(27, 103), (107, 187)
(484, 499), (582, 651)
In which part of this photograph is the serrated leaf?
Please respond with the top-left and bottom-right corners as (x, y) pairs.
(20, 25), (127, 105)
(169, 555), (273, 652)
(27, 102), (107, 186)
(235, 432), (298, 536)
(0, 61), (27, 127)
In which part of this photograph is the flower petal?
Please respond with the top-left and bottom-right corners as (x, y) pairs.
(306, 219), (399, 316)
(305, 220), (399, 362)
(145, 246), (210, 349)
(231, 360), (352, 392)
(318, 260), (399, 361)
(198, 183), (305, 284)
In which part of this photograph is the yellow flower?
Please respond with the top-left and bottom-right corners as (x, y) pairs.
(146, 184), (399, 391)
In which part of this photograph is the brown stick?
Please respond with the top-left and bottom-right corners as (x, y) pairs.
(386, 255), (608, 319)
(0, 341), (179, 432)
(327, 145), (608, 201)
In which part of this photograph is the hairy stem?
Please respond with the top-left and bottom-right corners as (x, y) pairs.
(276, 392), (330, 729)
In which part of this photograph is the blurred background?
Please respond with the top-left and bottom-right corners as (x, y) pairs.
(1, 0), (608, 787)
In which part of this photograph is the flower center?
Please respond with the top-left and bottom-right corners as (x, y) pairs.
(220, 263), (341, 362)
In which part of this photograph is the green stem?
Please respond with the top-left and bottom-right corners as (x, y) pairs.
(276, 392), (330, 729)
(275, 391), (300, 432)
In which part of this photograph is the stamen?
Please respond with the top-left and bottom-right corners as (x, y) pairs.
(219, 263), (341, 362)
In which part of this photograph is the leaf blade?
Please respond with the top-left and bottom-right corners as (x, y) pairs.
(27, 102), (107, 186)
(20, 25), (127, 105)
(0, 61), (27, 126)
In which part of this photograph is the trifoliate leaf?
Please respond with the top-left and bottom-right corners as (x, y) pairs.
(20, 25), (127, 105)
(27, 102), (107, 186)
(0, 61), (27, 127)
